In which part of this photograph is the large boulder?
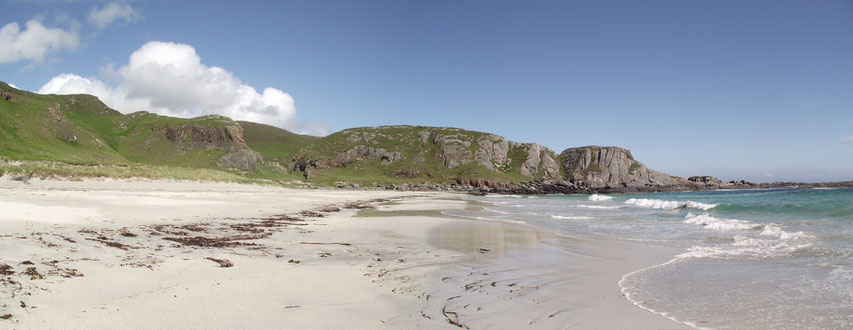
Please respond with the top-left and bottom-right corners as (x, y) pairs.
(218, 148), (263, 171)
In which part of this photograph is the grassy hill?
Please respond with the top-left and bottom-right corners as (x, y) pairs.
(1, 81), (569, 186)
(0, 82), (705, 192)
(238, 121), (319, 164)
(0, 81), (571, 186)
(0, 81), (311, 182)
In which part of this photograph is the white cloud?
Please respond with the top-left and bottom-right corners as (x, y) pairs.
(8, 83), (19, 89)
(87, 2), (143, 29)
(838, 136), (853, 143)
(38, 41), (326, 135)
(0, 19), (79, 64)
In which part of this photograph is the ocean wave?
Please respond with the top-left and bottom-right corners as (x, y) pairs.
(678, 234), (815, 260)
(683, 213), (761, 231)
(588, 194), (614, 201)
(624, 198), (718, 210)
(550, 215), (594, 220)
(484, 194), (522, 198)
(678, 214), (816, 259)
(577, 204), (622, 209)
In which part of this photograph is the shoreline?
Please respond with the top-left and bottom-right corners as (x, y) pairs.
(0, 177), (684, 328)
(420, 205), (687, 329)
(3, 168), (851, 197)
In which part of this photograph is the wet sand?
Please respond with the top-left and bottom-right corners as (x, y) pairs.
(0, 177), (683, 329)
(423, 220), (686, 328)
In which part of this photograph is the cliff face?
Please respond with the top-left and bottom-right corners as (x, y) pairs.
(292, 126), (563, 182)
(561, 146), (684, 189)
(430, 131), (560, 179)
(151, 123), (262, 171)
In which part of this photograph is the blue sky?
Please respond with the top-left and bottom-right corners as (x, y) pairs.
(1, 0), (852, 182)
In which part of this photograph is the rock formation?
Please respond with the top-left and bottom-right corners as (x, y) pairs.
(561, 146), (684, 189)
(153, 124), (262, 171)
(218, 147), (262, 171)
(512, 142), (560, 179)
(432, 132), (476, 169)
(294, 126), (563, 181)
(688, 176), (724, 187)
(344, 145), (403, 164)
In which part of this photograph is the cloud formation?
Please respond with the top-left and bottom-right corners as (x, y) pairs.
(39, 41), (327, 135)
(87, 2), (143, 28)
(0, 19), (79, 64)
(838, 136), (853, 143)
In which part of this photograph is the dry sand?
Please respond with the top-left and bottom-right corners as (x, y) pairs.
(0, 177), (684, 329)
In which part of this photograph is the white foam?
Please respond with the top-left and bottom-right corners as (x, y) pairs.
(677, 215), (816, 259)
(683, 213), (760, 231)
(550, 215), (593, 220)
(625, 198), (718, 210)
(588, 194), (613, 201)
(760, 224), (809, 240)
(577, 205), (621, 209)
(484, 194), (522, 198)
(678, 234), (814, 260)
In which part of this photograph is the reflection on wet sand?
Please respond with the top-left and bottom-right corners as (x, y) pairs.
(429, 220), (555, 256)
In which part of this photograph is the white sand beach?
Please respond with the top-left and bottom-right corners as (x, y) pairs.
(0, 177), (683, 329)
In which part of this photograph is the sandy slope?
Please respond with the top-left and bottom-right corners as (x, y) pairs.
(0, 177), (683, 329)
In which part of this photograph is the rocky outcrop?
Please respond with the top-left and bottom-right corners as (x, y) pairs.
(293, 126), (566, 181)
(431, 132), (560, 179)
(473, 135), (510, 170)
(0, 91), (17, 103)
(512, 142), (561, 179)
(218, 147), (262, 171)
(152, 124), (262, 171)
(432, 133), (475, 169)
(344, 145), (403, 164)
(688, 176), (724, 187)
(561, 146), (684, 189)
(157, 125), (245, 150)
(45, 103), (80, 144)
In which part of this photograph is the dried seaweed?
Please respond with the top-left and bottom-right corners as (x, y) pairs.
(205, 257), (233, 268)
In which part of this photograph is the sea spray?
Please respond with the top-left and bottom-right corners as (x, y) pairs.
(588, 194), (614, 201)
(625, 198), (717, 210)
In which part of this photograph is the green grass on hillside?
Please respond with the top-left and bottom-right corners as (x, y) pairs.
(0, 161), (253, 183)
(1, 82), (572, 186)
(238, 121), (319, 163)
(0, 81), (319, 184)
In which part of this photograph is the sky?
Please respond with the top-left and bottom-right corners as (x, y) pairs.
(1, 0), (852, 182)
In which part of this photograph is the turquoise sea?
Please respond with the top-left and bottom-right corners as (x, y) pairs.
(446, 188), (853, 329)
